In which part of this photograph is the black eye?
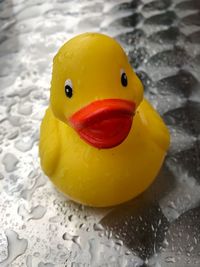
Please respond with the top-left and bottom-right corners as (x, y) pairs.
(121, 71), (128, 87)
(64, 79), (73, 98)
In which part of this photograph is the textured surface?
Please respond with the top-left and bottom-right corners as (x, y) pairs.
(0, 0), (200, 266)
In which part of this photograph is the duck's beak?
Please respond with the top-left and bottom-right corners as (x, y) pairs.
(69, 99), (136, 149)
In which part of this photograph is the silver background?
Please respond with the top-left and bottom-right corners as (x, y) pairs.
(0, 0), (200, 266)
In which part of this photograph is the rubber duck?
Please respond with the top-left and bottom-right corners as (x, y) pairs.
(39, 33), (170, 207)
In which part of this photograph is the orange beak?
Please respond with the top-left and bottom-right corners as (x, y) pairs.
(69, 99), (135, 149)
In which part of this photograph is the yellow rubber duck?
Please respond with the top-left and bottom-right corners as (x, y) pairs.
(39, 33), (170, 207)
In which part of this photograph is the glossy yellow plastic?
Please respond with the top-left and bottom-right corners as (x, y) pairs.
(39, 33), (170, 207)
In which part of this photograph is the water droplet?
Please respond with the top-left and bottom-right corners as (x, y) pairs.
(72, 236), (81, 248)
(165, 256), (176, 263)
(18, 204), (46, 221)
(168, 201), (177, 209)
(115, 240), (123, 246)
(93, 223), (104, 231)
(49, 216), (60, 223)
(8, 86), (34, 98)
(9, 116), (22, 127)
(83, 215), (90, 220)
(163, 238), (169, 248)
(28, 205), (46, 220)
(187, 245), (194, 253)
(63, 232), (72, 240)
(38, 262), (54, 267)
(62, 232), (81, 248)
(2, 153), (19, 172)
(108, 231), (112, 239)
(57, 244), (63, 250)
(79, 223), (85, 229)
(49, 224), (57, 231)
(15, 139), (34, 152)
(68, 215), (73, 221)
(33, 252), (40, 257)
(21, 123), (32, 132)
(10, 174), (18, 182)
(0, 230), (28, 267)
(20, 174), (46, 200)
(26, 255), (32, 267)
(18, 103), (32, 115)
(194, 237), (198, 245)
(7, 130), (19, 140)
(28, 169), (38, 179)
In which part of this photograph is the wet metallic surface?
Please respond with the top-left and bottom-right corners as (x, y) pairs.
(0, 0), (200, 266)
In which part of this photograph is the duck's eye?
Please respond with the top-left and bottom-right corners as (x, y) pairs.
(121, 71), (128, 87)
(64, 79), (73, 98)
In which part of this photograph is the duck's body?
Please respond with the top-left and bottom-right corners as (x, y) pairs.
(40, 99), (169, 207)
(39, 33), (170, 207)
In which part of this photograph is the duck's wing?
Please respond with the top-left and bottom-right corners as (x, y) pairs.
(137, 99), (170, 151)
(39, 107), (60, 176)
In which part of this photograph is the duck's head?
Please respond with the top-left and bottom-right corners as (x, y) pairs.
(50, 33), (144, 149)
